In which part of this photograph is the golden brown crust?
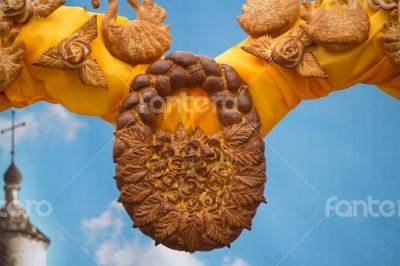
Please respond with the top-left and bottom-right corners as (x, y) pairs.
(114, 52), (266, 252)
(383, 9), (400, 68)
(33, 15), (108, 89)
(0, 19), (25, 92)
(300, 0), (370, 51)
(237, 0), (300, 38)
(102, 0), (171, 66)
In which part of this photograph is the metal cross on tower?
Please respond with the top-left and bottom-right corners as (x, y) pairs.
(0, 110), (26, 162)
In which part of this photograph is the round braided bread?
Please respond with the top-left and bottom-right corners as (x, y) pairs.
(113, 52), (267, 252)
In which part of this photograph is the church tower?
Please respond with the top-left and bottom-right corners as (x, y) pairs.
(0, 110), (50, 266)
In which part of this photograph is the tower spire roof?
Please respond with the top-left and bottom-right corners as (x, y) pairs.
(4, 162), (22, 185)
(1, 110), (26, 204)
(0, 110), (50, 252)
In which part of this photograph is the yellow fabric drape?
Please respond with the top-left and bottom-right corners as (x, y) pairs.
(1, 3), (399, 137)
(1, 8), (135, 122)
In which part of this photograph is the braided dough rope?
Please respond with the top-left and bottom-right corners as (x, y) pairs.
(113, 52), (267, 252)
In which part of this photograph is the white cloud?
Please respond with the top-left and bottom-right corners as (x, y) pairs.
(0, 105), (85, 154)
(41, 105), (86, 141)
(223, 257), (249, 266)
(81, 201), (124, 243)
(95, 240), (205, 266)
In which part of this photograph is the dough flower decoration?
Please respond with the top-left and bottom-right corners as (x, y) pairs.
(0, 19), (25, 92)
(113, 52), (266, 252)
(1, 0), (64, 24)
(300, 0), (370, 51)
(33, 15), (108, 88)
(383, 7), (400, 68)
(242, 28), (328, 78)
(102, 0), (171, 66)
(237, 0), (301, 37)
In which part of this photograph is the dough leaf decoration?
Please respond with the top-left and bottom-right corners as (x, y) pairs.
(34, 47), (65, 69)
(78, 59), (108, 88)
(33, 15), (108, 89)
(155, 212), (180, 242)
(296, 51), (328, 79)
(241, 35), (274, 62)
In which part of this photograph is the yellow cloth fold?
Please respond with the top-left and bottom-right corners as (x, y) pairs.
(2, 7), (134, 122)
(215, 3), (400, 135)
(1, 3), (399, 137)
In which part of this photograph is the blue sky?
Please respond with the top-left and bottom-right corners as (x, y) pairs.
(1, 0), (400, 265)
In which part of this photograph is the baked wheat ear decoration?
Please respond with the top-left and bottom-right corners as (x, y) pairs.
(242, 29), (328, 79)
(33, 15), (108, 89)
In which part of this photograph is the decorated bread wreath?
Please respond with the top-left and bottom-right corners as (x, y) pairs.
(0, 0), (399, 253)
(114, 52), (266, 252)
